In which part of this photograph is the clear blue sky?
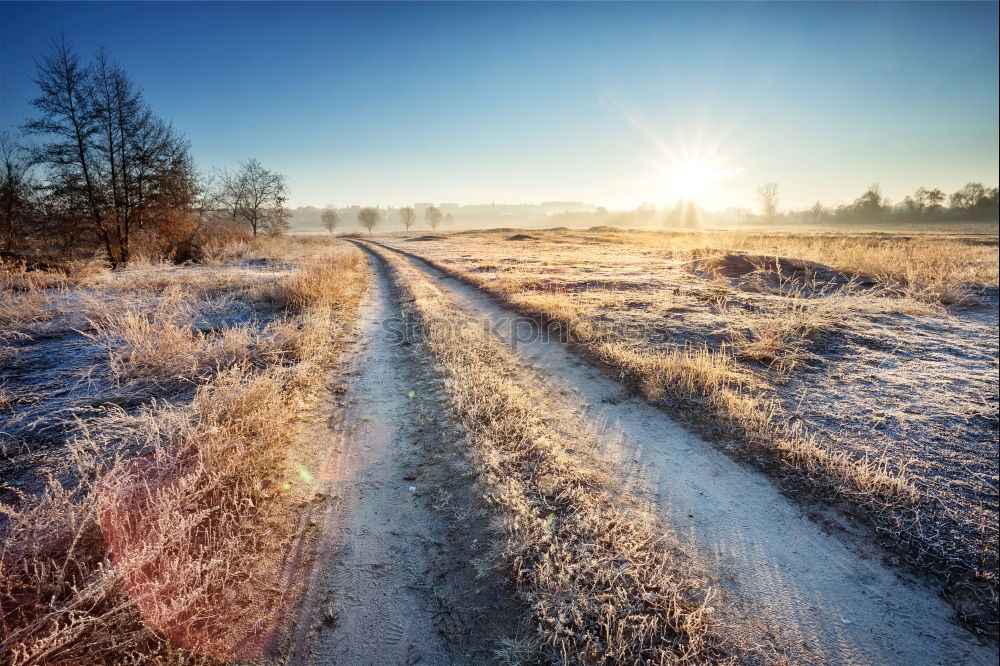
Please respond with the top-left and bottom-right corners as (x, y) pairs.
(2, 1), (997, 210)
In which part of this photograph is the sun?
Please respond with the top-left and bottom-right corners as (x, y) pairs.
(670, 160), (717, 199)
(662, 156), (742, 209)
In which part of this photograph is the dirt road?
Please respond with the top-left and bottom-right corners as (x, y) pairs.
(372, 240), (996, 666)
(284, 252), (515, 665)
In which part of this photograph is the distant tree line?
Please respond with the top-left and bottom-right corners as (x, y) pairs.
(298, 203), (450, 235)
(311, 183), (996, 234)
(296, 183), (997, 235)
(0, 34), (289, 266)
(660, 181), (999, 228)
(748, 181), (997, 224)
(791, 182), (998, 225)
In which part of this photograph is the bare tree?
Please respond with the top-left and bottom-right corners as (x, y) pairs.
(219, 158), (288, 236)
(925, 188), (945, 208)
(424, 205), (442, 230)
(399, 206), (416, 231)
(755, 183), (779, 218)
(807, 200), (824, 224)
(320, 208), (340, 234)
(25, 37), (194, 264)
(853, 183), (886, 217)
(95, 50), (194, 261)
(216, 167), (245, 222)
(0, 133), (35, 253)
(950, 182), (986, 210)
(24, 34), (106, 259)
(357, 206), (381, 235)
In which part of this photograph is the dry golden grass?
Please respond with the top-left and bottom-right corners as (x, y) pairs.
(0, 268), (67, 337)
(0, 242), (368, 664)
(0, 289), (55, 334)
(79, 286), (271, 383)
(0, 267), (68, 293)
(622, 228), (999, 295)
(107, 265), (266, 296)
(278, 250), (367, 313)
(2, 257), (111, 290)
(395, 240), (920, 501)
(593, 341), (917, 504)
(723, 297), (847, 373)
(508, 289), (587, 324)
(74, 246), (368, 387)
(1, 259), (114, 348)
(363, 241), (742, 664)
(1, 368), (301, 664)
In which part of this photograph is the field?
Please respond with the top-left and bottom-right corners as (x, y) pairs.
(1, 227), (997, 665)
(379, 227), (1000, 630)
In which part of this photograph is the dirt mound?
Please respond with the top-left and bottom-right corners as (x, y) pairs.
(700, 253), (828, 278)
(506, 234), (540, 241)
(407, 235), (447, 242)
(695, 253), (860, 294)
(455, 227), (517, 235)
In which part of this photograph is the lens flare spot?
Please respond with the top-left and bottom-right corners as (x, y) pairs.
(295, 465), (314, 484)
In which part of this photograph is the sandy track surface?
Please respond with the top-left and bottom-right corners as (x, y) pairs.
(375, 241), (997, 666)
(283, 252), (511, 665)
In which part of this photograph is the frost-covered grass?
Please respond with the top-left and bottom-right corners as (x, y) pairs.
(0, 239), (368, 663)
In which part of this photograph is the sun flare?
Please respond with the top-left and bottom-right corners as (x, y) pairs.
(670, 160), (717, 198)
(663, 156), (743, 210)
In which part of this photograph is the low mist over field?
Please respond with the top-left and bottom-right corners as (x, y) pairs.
(285, 182), (999, 234)
(1, 2), (997, 665)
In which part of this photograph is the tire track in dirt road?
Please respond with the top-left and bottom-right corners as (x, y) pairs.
(372, 240), (997, 666)
(282, 250), (517, 665)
